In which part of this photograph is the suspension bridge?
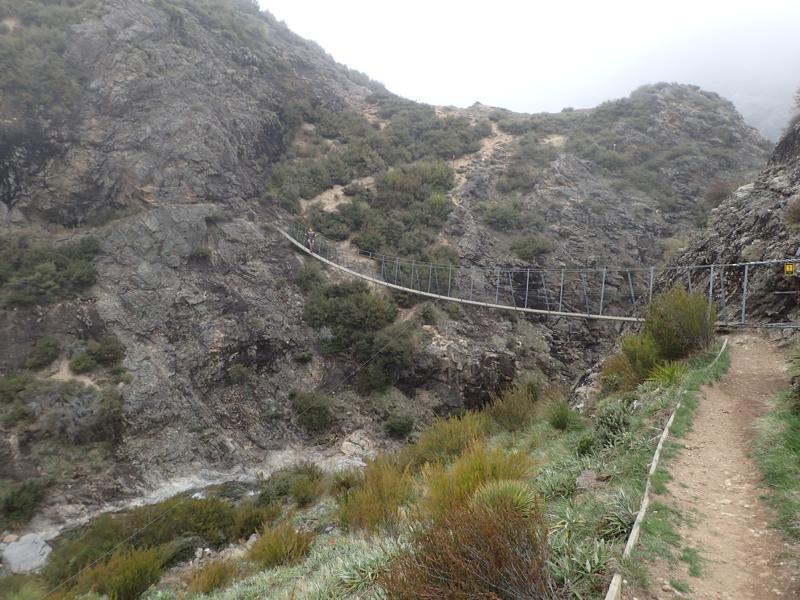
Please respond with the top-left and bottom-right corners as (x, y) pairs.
(275, 220), (799, 328)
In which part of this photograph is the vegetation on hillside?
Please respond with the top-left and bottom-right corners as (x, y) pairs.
(0, 235), (99, 307)
(14, 289), (723, 600)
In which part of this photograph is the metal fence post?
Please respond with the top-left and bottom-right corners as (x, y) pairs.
(598, 268), (607, 316)
(524, 269), (530, 309)
(540, 271), (550, 312)
(707, 265), (715, 320)
(427, 265), (433, 293)
(741, 264), (749, 324)
(495, 269), (500, 304)
(559, 269), (565, 312)
(447, 265), (452, 297)
(410, 260), (416, 289)
(648, 267), (655, 305)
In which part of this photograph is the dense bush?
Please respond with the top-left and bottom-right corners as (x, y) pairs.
(290, 391), (335, 432)
(0, 479), (48, 529)
(338, 454), (413, 533)
(228, 502), (280, 540)
(644, 287), (715, 360)
(0, 235), (99, 307)
(384, 413), (415, 439)
(69, 353), (97, 374)
(44, 497), (241, 586)
(421, 442), (533, 522)
(86, 336), (125, 366)
(294, 260), (323, 292)
(76, 547), (166, 600)
(381, 499), (553, 599)
(247, 521), (314, 568)
(257, 462), (324, 506)
(190, 245), (213, 261)
(510, 234), (553, 262)
(621, 333), (660, 382)
(546, 399), (581, 431)
(401, 412), (491, 469)
(487, 375), (543, 431)
(303, 281), (397, 354)
(25, 337), (60, 370)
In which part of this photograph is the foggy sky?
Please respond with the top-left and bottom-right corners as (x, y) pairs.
(259, 0), (800, 141)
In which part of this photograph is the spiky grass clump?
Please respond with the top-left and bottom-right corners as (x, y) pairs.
(470, 479), (541, 519)
(647, 361), (689, 388)
(400, 412), (490, 469)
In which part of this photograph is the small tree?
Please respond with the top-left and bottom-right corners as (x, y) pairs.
(644, 287), (715, 360)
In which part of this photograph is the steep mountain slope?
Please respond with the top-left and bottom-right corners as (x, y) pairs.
(0, 0), (772, 523)
(667, 119), (800, 325)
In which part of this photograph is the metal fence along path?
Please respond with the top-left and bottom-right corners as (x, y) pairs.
(276, 221), (799, 327)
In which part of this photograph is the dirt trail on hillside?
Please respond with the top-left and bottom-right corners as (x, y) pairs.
(630, 335), (798, 599)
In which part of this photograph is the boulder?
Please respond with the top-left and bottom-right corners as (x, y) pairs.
(2, 533), (52, 573)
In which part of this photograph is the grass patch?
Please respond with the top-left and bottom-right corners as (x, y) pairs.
(680, 546), (703, 577)
(754, 349), (800, 542)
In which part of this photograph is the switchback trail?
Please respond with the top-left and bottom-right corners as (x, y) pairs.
(630, 334), (799, 599)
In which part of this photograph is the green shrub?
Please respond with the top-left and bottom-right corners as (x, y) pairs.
(598, 490), (639, 540)
(338, 454), (413, 533)
(294, 261), (323, 292)
(291, 391), (335, 432)
(576, 433), (595, 456)
(292, 350), (313, 364)
(228, 502), (281, 540)
(418, 303), (436, 325)
(547, 399), (581, 431)
(0, 235), (98, 307)
(421, 442), (533, 521)
(1, 480), (48, 529)
(0, 574), (47, 600)
(593, 401), (631, 448)
(442, 302), (464, 320)
(227, 363), (252, 384)
(190, 245), (213, 260)
(384, 413), (415, 439)
(87, 336), (125, 366)
(290, 474), (325, 507)
(257, 463), (324, 507)
(381, 497), (552, 598)
(69, 353), (97, 374)
(621, 332), (661, 382)
(0, 372), (34, 404)
(303, 281), (397, 355)
(44, 497), (238, 586)
(185, 558), (241, 595)
(600, 352), (639, 393)
(487, 376), (542, 432)
(330, 468), (363, 497)
(76, 546), (166, 600)
(25, 337), (60, 370)
(510, 234), (552, 262)
(247, 521), (314, 568)
(401, 412), (491, 469)
(644, 287), (715, 360)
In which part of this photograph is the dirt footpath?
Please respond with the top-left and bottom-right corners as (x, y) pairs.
(632, 334), (799, 599)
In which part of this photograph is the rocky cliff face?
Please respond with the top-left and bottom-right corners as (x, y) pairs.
(666, 121), (800, 325)
(0, 0), (774, 521)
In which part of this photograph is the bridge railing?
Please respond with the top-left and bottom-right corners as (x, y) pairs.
(281, 220), (799, 326)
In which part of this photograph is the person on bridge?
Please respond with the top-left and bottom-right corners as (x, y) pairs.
(304, 228), (317, 253)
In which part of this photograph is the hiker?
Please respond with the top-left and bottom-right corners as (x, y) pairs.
(305, 228), (316, 252)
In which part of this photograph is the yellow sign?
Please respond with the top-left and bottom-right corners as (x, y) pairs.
(785, 263), (796, 276)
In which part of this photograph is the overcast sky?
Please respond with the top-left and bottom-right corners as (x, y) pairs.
(259, 0), (800, 140)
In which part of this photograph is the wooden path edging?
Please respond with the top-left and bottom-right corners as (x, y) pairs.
(604, 338), (729, 600)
